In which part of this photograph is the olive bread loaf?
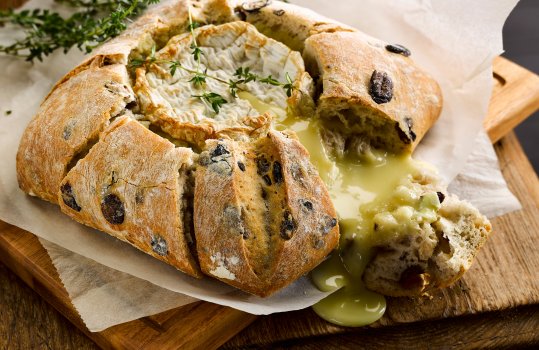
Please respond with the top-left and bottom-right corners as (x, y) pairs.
(16, 0), (490, 298)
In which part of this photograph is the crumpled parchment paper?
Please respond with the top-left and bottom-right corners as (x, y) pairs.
(0, 0), (521, 332)
(39, 238), (198, 331)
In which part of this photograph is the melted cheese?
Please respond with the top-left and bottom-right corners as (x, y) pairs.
(310, 253), (385, 327)
(237, 91), (287, 120)
(245, 93), (442, 327)
(276, 112), (390, 326)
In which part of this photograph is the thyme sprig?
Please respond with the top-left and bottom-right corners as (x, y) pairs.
(186, 7), (221, 112)
(0, 0), (160, 62)
(130, 49), (230, 113)
(234, 67), (295, 98)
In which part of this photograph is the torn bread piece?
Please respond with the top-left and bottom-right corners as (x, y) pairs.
(194, 131), (339, 296)
(364, 195), (492, 297)
(303, 31), (442, 156)
(58, 116), (201, 278)
(134, 21), (314, 148)
(359, 163), (492, 297)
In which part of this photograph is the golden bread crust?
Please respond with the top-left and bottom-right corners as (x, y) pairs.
(15, 0), (462, 297)
(194, 131), (338, 296)
(232, 0), (355, 51)
(16, 64), (135, 203)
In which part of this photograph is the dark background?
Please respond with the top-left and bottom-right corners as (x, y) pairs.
(504, 0), (539, 173)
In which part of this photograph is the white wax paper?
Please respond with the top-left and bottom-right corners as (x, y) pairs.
(0, 0), (521, 332)
(448, 130), (521, 218)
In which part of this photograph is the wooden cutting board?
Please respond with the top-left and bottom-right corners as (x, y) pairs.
(1, 56), (539, 349)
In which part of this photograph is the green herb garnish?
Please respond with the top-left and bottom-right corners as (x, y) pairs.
(0, 0), (160, 62)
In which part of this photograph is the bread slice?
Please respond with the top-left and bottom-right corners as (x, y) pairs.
(58, 116), (202, 278)
(16, 64), (136, 203)
(303, 31), (442, 156)
(194, 131), (339, 296)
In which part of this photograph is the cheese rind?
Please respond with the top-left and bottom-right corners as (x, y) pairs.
(134, 21), (314, 147)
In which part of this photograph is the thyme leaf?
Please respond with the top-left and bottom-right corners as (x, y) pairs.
(186, 21), (200, 32)
(128, 58), (146, 68)
(192, 92), (227, 113)
(190, 43), (203, 62)
(234, 67), (257, 83)
(188, 70), (207, 87)
(283, 72), (294, 97)
(259, 75), (281, 86)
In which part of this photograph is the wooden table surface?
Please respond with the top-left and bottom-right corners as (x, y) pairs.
(2, 1), (539, 349)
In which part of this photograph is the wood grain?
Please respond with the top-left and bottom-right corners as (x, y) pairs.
(0, 0), (22, 9)
(486, 56), (539, 142)
(0, 221), (257, 350)
(260, 305), (539, 349)
(0, 262), (98, 350)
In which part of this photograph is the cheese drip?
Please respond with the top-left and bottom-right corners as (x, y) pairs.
(241, 92), (441, 327)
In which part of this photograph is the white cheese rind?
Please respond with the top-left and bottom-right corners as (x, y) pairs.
(135, 21), (313, 146)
